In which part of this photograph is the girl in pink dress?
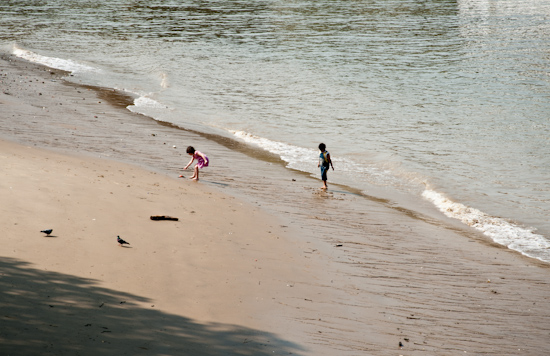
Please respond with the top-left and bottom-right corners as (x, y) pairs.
(183, 146), (209, 181)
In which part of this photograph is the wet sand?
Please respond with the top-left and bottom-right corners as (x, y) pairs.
(1, 54), (550, 355)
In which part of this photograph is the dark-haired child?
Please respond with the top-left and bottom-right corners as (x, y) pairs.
(317, 143), (334, 189)
(184, 146), (209, 181)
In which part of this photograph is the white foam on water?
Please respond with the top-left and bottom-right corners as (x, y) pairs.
(231, 130), (314, 169)
(12, 45), (99, 74)
(422, 189), (550, 262)
(230, 130), (406, 187)
(130, 95), (168, 110)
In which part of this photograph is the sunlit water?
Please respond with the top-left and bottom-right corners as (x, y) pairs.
(1, 0), (549, 261)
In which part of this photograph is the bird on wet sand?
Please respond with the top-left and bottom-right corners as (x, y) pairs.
(117, 236), (130, 246)
(41, 229), (53, 236)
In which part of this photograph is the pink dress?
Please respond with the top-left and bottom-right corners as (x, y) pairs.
(194, 151), (209, 168)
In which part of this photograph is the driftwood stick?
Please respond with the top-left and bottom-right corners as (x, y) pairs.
(150, 215), (179, 221)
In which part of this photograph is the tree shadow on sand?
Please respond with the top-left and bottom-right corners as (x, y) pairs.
(0, 257), (303, 355)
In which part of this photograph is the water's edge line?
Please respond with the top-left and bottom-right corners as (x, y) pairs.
(10, 45), (549, 264)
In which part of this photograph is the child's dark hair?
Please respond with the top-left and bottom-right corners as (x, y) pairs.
(186, 146), (196, 154)
(318, 143), (326, 151)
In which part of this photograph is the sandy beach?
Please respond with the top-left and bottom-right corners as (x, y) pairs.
(0, 138), (326, 355)
(2, 54), (550, 355)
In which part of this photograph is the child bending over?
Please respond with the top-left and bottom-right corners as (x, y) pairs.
(184, 146), (209, 181)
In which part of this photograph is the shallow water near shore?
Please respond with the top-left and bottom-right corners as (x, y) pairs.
(1, 0), (549, 261)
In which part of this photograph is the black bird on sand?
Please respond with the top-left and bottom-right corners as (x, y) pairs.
(41, 229), (53, 236)
(117, 236), (130, 246)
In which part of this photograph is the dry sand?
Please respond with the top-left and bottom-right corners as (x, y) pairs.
(0, 139), (320, 355)
(2, 53), (550, 356)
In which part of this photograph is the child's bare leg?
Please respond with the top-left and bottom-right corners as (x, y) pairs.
(190, 165), (199, 181)
(322, 180), (328, 189)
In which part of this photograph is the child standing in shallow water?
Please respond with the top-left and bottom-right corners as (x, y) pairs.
(318, 143), (334, 189)
(184, 146), (209, 181)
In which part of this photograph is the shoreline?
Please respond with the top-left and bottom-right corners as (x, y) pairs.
(3, 50), (549, 264)
(2, 53), (550, 355)
(0, 139), (322, 355)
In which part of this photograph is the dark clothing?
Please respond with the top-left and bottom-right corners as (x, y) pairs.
(319, 151), (330, 181)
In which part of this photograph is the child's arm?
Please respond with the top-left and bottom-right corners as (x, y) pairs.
(183, 156), (195, 170)
(327, 153), (334, 170)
